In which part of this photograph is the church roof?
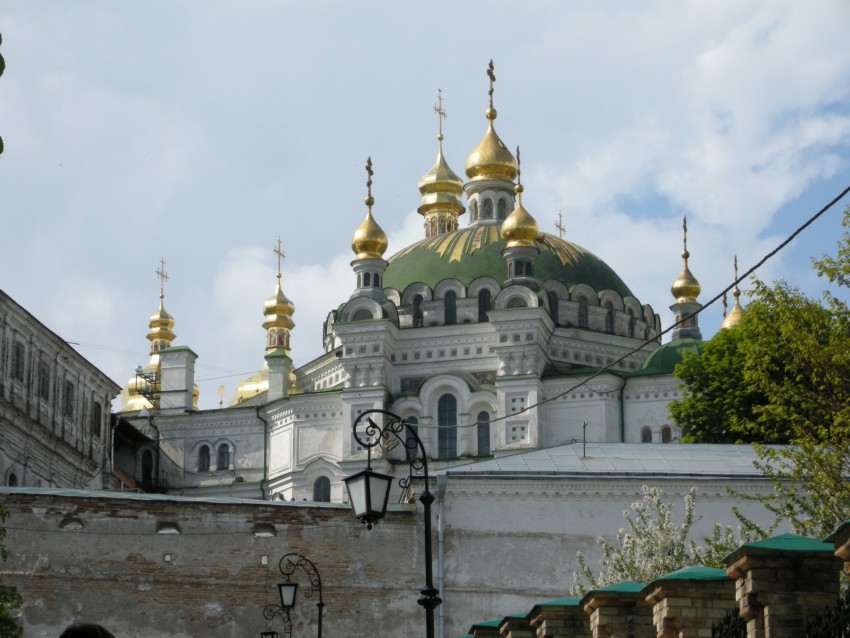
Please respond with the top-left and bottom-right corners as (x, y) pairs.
(439, 443), (775, 478)
(637, 337), (703, 375)
(383, 226), (634, 297)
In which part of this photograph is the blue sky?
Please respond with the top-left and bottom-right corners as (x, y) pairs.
(3, 1), (850, 409)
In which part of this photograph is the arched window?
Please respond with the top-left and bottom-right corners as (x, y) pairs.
(578, 297), (588, 329)
(507, 296), (526, 308)
(412, 295), (424, 328)
(627, 309), (635, 338)
(445, 291), (457, 325)
(352, 309), (372, 321)
(405, 416), (419, 462)
(438, 394), (457, 458)
(641, 428), (652, 443)
(217, 444), (230, 470)
(374, 274), (380, 288)
(478, 289), (491, 322)
(313, 477), (331, 502)
(547, 292), (559, 326)
(198, 445), (210, 472)
(605, 301), (614, 334)
(497, 199), (507, 219)
(7, 473), (17, 487)
(142, 449), (153, 489)
(661, 426), (672, 443)
(363, 273), (371, 287)
(476, 411), (491, 457)
(515, 261), (524, 276)
(483, 199), (493, 219)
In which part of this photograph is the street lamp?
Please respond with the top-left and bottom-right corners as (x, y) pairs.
(278, 553), (324, 638)
(343, 409), (442, 638)
(261, 603), (291, 638)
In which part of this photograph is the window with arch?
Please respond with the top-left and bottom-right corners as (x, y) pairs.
(478, 289), (491, 322)
(627, 308), (636, 338)
(352, 309), (372, 321)
(437, 394), (457, 458)
(363, 272), (371, 287)
(641, 427), (652, 443)
(476, 411), (491, 457)
(577, 297), (589, 329)
(142, 449), (154, 489)
(497, 199), (507, 219)
(374, 274), (380, 288)
(91, 402), (103, 438)
(412, 295), (424, 328)
(445, 291), (457, 325)
(313, 476), (331, 502)
(7, 473), (17, 487)
(198, 445), (210, 472)
(483, 199), (493, 219)
(605, 301), (614, 334)
(661, 426), (672, 443)
(217, 444), (230, 470)
(405, 416), (419, 462)
(506, 296), (527, 309)
(547, 292), (560, 326)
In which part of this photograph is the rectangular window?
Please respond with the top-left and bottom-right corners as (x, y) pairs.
(91, 402), (102, 438)
(63, 380), (75, 418)
(38, 361), (50, 400)
(11, 341), (25, 381)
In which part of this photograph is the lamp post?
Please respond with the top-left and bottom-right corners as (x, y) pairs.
(342, 409), (442, 638)
(278, 553), (324, 638)
(261, 602), (292, 638)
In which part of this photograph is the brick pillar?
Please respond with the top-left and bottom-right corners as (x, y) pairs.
(500, 614), (535, 638)
(528, 596), (591, 638)
(642, 566), (735, 638)
(580, 581), (655, 638)
(724, 533), (842, 638)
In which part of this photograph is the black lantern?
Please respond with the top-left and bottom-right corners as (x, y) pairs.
(343, 467), (393, 529)
(260, 631), (279, 638)
(278, 580), (298, 609)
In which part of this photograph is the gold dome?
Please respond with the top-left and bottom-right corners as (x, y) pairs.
(671, 217), (701, 303)
(147, 297), (176, 353)
(465, 108), (517, 182)
(501, 184), (539, 248)
(721, 288), (744, 329)
(263, 279), (295, 354)
(352, 160), (388, 259)
(418, 142), (465, 214)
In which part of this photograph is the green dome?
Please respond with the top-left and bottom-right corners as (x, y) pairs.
(640, 338), (703, 375)
(383, 225), (634, 297)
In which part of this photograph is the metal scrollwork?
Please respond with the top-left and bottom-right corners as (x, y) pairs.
(262, 604), (292, 638)
(277, 553), (324, 638)
(353, 409), (428, 489)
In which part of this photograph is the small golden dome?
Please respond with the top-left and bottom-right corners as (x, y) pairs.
(721, 287), (744, 329)
(146, 297), (176, 353)
(465, 108), (517, 182)
(264, 281), (295, 323)
(501, 183), (539, 248)
(672, 251), (701, 303)
(351, 208), (388, 259)
(418, 142), (464, 213)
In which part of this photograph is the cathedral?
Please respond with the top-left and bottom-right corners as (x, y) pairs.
(112, 65), (742, 503)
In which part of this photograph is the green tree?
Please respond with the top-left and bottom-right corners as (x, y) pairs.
(0, 506), (21, 638)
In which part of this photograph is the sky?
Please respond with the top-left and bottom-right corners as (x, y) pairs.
(3, 1), (850, 410)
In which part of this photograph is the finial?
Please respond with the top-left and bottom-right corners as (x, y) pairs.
(155, 257), (169, 300)
(733, 255), (741, 299)
(682, 216), (689, 259)
(217, 385), (225, 409)
(487, 60), (496, 109)
(273, 237), (285, 284)
(555, 210), (566, 238)
(722, 290), (728, 318)
(364, 156), (374, 206)
(433, 88), (446, 143)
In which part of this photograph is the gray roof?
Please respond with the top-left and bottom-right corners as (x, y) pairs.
(439, 443), (777, 479)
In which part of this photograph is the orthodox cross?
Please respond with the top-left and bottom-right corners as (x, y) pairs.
(217, 385), (226, 409)
(155, 257), (169, 299)
(683, 216), (689, 254)
(365, 156), (373, 198)
(273, 237), (285, 282)
(434, 88), (446, 141)
(487, 59), (496, 109)
(555, 210), (566, 238)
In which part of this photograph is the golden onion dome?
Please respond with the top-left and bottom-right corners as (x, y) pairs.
(263, 281), (295, 325)
(465, 107), (517, 182)
(418, 140), (464, 213)
(671, 248), (701, 303)
(501, 183), (539, 248)
(146, 297), (176, 353)
(351, 197), (388, 259)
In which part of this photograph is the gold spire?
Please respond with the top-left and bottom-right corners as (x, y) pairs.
(263, 237), (295, 354)
(671, 217), (701, 303)
(501, 147), (539, 247)
(351, 157), (389, 259)
(465, 60), (517, 182)
(721, 255), (744, 329)
(418, 89), (464, 234)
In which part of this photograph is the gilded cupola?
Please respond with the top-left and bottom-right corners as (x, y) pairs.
(419, 90), (465, 239)
(501, 148), (539, 248)
(465, 60), (517, 183)
(263, 239), (295, 355)
(721, 255), (744, 329)
(671, 217), (701, 303)
(351, 157), (389, 259)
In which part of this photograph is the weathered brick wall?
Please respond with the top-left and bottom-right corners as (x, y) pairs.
(0, 490), (424, 638)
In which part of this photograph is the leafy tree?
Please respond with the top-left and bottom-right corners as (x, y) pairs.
(570, 486), (761, 596)
(0, 506), (21, 638)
